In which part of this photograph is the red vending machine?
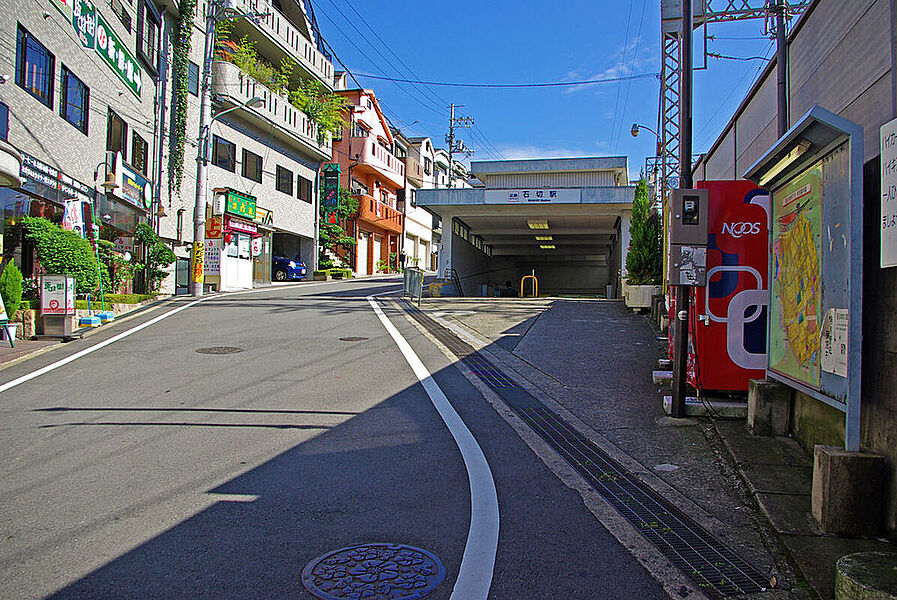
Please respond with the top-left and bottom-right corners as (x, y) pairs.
(669, 181), (769, 392)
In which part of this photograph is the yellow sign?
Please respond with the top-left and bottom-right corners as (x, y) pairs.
(205, 216), (222, 239)
(191, 241), (205, 284)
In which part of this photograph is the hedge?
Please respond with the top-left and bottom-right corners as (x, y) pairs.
(19, 293), (158, 311)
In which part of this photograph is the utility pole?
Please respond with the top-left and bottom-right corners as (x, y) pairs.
(446, 103), (474, 188)
(671, 0), (694, 418)
(774, 0), (788, 137)
(191, 0), (218, 297)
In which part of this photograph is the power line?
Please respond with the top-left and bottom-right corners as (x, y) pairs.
(352, 71), (660, 89)
(609, 0), (636, 151)
(707, 51), (772, 61)
(613, 0), (649, 150)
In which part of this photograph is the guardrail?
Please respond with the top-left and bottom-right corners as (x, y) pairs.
(520, 275), (538, 298)
(403, 267), (424, 306)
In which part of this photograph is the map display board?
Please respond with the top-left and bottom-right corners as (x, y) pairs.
(769, 162), (824, 388)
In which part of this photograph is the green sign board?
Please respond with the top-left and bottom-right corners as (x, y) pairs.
(95, 12), (143, 98)
(72, 0), (96, 49)
(225, 190), (257, 220)
(322, 163), (340, 208)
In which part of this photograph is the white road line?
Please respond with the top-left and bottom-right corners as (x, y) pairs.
(0, 281), (401, 395)
(366, 296), (499, 600)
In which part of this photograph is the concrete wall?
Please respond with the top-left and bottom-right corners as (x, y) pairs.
(696, 0), (897, 534)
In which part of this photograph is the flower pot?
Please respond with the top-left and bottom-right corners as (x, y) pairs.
(1, 322), (18, 341)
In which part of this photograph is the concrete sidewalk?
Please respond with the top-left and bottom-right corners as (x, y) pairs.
(413, 296), (894, 600)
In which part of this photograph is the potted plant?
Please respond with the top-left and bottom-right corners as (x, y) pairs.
(0, 262), (24, 340)
(624, 178), (662, 309)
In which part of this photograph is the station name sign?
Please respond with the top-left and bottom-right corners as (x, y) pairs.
(484, 189), (581, 205)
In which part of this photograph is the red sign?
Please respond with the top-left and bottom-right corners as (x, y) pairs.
(225, 216), (257, 234)
(205, 216), (222, 239)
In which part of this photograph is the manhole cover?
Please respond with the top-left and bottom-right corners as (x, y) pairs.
(339, 337), (369, 342)
(301, 543), (445, 600)
(195, 346), (244, 354)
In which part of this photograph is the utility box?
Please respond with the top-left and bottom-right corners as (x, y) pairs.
(40, 274), (76, 338)
(669, 189), (710, 286)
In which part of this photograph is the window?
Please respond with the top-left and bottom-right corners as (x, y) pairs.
(0, 103), (8, 141)
(380, 190), (389, 205)
(351, 121), (369, 138)
(187, 62), (199, 96)
(423, 157), (432, 175)
(242, 148), (262, 182)
(393, 144), (406, 159)
(107, 110), (128, 160)
(111, 0), (132, 32)
(132, 132), (148, 175)
(60, 66), (89, 134)
(332, 125), (343, 141)
(136, 0), (161, 75)
(16, 25), (54, 108)
(410, 189), (417, 207)
(275, 165), (293, 195)
(211, 135), (235, 171)
(297, 175), (313, 203)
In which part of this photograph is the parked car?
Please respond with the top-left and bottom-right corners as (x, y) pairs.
(272, 256), (307, 281)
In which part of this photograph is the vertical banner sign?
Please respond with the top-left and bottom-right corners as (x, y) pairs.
(321, 164), (340, 209)
(94, 12), (143, 98)
(71, 0), (96, 48)
(881, 117), (897, 268)
(192, 241), (205, 284)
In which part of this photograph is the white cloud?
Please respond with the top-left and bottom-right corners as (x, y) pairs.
(561, 36), (659, 95)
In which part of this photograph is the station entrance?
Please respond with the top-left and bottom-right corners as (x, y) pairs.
(417, 157), (636, 298)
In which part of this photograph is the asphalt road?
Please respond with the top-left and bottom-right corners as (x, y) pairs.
(0, 278), (669, 599)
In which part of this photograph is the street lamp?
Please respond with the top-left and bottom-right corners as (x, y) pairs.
(630, 122), (659, 139)
(191, 95), (264, 297)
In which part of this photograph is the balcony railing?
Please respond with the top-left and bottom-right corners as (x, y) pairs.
(212, 61), (331, 159)
(355, 194), (403, 234)
(230, 0), (333, 87)
(353, 137), (405, 188)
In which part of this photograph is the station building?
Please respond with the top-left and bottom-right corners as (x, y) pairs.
(417, 157), (635, 297)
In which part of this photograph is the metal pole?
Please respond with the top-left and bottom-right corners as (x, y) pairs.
(447, 103), (455, 189)
(191, 1), (218, 297)
(671, 0), (694, 418)
(775, 0), (788, 136)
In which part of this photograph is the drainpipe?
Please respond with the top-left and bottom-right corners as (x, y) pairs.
(775, 0), (788, 136)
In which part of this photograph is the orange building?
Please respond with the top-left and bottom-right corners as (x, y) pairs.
(329, 89), (405, 276)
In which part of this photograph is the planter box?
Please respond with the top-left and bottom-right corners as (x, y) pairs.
(625, 285), (662, 309)
(313, 273), (331, 281)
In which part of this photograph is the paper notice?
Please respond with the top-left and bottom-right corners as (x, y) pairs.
(820, 308), (848, 377)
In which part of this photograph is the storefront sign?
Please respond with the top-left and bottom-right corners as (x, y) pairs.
(62, 199), (86, 237)
(113, 236), (134, 256)
(881, 117), (897, 268)
(206, 216), (223, 239)
(40, 275), (76, 315)
(50, 0), (142, 98)
(253, 206), (274, 226)
(94, 12), (143, 98)
(224, 189), (257, 220)
(71, 0), (96, 49)
(251, 237), (262, 257)
(20, 153), (93, 204)
(113, 152), (152, 211)
(484, 189), (581, 204)
(322, 163), (340, 208)
(225, 216), (257, 234)
(191, 241), (205, 284)
(204, 239), (221, 275)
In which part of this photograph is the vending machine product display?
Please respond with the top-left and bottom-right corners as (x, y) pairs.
(669, 180), (770, 392)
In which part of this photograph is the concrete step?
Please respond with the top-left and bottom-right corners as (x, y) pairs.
(653, 370), (672, 385)
(663, 395), (748, 418)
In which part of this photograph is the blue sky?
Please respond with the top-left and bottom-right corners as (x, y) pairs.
(312, 0), (783, 181)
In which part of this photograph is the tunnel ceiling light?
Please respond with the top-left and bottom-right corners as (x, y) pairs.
(539, 244), (556, 249)
(527, 220), (549, 230)
(534, 235), (553, 241)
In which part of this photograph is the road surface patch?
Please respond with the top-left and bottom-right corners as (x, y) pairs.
(194, 346), (244, 354)
(301, 543), (445, 600)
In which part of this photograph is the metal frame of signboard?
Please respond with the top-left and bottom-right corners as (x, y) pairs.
(744, 106), (863, 452)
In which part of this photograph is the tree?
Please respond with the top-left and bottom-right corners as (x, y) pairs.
(0, 262), (23, 318)
(625, 178), (662, 285)
(134, 223), (176, 292)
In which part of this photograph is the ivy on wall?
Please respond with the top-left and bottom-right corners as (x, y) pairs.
(170, 0), (197, 195)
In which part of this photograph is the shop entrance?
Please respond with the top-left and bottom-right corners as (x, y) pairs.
(357, 232), (370, 276)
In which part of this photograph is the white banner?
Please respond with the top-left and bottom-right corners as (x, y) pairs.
(881, 117), (897, 267)
(484, 188), (581, 204)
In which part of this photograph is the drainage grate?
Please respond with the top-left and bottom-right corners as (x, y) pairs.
(400, 303), (768, 598)
(339, 336), (369, 342)
(195, 346), (243, 354)
(301, 543), (445, 600)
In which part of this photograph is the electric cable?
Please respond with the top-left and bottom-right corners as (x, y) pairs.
(608, 0), (636, 151)
(351, 71), (660, 89)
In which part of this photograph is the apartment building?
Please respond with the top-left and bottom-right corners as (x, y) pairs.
(329, 88), (404, 276)
(155, 0), (334, 292)
(392, 129), (433, 271)
(0, 0), (162, 283)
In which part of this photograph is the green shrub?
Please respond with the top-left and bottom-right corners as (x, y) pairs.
(21, 216), (99, 294)
(134, 224), (176, 292)
(0, 262), (24, 318)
